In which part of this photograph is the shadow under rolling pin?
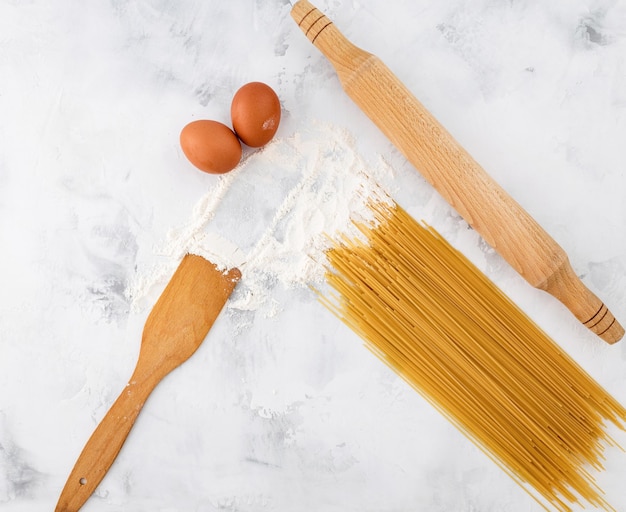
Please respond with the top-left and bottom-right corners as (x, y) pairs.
(291, 0), (623, 344)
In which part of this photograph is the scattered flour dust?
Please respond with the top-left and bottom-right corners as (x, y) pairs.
(127, 122), (393, 314)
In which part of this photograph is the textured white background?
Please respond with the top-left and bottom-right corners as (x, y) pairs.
(1, 0), (626, 510)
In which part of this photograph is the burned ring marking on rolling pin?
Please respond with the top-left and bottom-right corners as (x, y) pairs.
(299, 9), (333, 43)
(305, 14), (324, 35)
(297, 7), (317, 27)
(584, 304), (604, 325)
(305, 14), (327, 37)
(312, 21), (333, 44)
(584, 304), (608, 329)
(599, 317), (617, 337)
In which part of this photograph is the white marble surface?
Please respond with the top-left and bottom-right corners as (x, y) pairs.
(1, 0), (626, 510)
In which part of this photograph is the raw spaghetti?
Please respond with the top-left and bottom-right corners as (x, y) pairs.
(320, 199), (626, 511)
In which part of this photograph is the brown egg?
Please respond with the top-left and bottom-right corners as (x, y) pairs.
(231, 82), (281, 147)
(180, 120), (242, 174)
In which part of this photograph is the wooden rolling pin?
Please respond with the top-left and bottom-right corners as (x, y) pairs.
(291, 0), (623, 344)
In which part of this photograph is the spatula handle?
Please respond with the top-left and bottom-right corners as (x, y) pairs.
(291, 0), (623, 343)
(55, 379), (154, 512)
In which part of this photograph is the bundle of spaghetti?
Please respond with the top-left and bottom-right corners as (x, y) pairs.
(320, 198), (626, 511)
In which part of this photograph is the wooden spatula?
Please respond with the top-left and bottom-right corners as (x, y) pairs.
(55, 254), (241, 512)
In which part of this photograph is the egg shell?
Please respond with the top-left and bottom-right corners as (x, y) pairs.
(180, 120), (242, 174)
(231, 82), (281, 147)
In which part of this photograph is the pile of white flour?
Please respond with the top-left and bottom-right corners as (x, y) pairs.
(127, 123), (394, 315)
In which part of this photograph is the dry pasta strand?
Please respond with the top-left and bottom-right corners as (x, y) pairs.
(320, 199), (626, 511)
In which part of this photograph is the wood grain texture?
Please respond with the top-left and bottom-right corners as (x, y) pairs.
(55, 254), (241, 512)
(291, 0), (623, 344)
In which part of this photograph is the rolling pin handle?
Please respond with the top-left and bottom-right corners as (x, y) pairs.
(541, 259), (624, 344)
